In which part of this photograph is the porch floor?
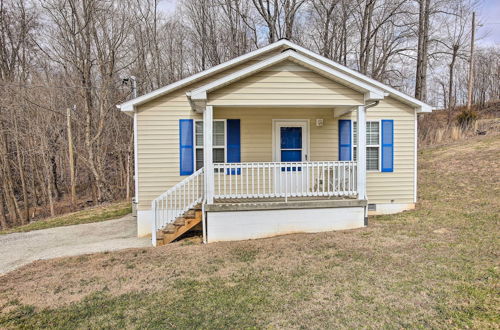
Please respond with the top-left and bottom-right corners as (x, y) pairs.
(214, 195), (355, 204)
(207, 196), (365, 212)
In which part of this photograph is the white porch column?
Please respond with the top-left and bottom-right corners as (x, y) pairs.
(357, 105), (367, 200)
(204, 105), (214, 204)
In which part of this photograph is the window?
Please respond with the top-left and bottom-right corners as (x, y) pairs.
(353, 121), (380, 171)
(194, 120), (226, 170)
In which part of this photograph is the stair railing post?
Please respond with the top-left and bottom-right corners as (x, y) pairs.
(151, 200), (157, 246)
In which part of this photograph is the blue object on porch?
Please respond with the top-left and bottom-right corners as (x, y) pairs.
(381, 119), (394, 172)
(338, 119), (352, 161)
(226, 119), (241, 175)
(179, 119), (194, 175)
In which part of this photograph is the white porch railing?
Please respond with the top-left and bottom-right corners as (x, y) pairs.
(151, 167), (204, 245)
(213, 161), (357, 200)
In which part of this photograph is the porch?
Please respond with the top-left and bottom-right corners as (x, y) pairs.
(151, 103), (370, 245)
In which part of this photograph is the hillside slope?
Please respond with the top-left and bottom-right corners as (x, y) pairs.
(0, 136), (499, 328)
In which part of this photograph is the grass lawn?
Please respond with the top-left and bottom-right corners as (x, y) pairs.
(0, 136), (498, 328)
(0, 202), (132, 235)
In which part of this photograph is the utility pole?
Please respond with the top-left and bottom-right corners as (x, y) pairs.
(67, 106), (76, 209)
(127, 76), (137, 205)
(466, 11), (476, 111)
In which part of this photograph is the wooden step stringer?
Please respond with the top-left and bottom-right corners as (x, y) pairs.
(156, 209), (202, 246)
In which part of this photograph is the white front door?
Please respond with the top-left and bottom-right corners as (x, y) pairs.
(273, 120), (309, 195)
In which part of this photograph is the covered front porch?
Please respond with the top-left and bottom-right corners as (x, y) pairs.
(151, 103), (371, 245)
(202, 104), (369, 204)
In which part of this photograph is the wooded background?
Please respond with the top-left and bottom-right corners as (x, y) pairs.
(1, 0), (499, 229)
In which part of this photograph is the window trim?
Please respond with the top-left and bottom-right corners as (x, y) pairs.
(194, 119), (227, 170)
(352, 120), (382, 172)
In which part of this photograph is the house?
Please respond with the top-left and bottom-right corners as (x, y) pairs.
(117, 39), (433, 246)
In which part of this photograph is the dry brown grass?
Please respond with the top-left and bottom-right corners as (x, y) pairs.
(0, 135), (499, 329)
(419, 101), (500, 147)
(0, 201), (131, 234)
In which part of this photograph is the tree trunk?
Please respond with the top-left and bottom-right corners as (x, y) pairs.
(415, 0), (431, 101)
(67, 108), (76, 209)
(359, 0), (375, 74)
(448, 45), (459, 123)
(13, 117), (29, 224)
(0, 120), (20, 224)
(0, 192), (8, 230)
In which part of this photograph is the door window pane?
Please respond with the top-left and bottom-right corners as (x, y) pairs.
(280, 127), (302, 149)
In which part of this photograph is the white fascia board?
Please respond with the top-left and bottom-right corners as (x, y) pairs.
(190, 50), (385, 102)
(280, 40), (433, 112)
(334, 108), (354, 118)
(116, 40), (291, 112)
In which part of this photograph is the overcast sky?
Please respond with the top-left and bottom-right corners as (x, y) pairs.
(477, 0), (500, 46)
(158, 0), (500, 46)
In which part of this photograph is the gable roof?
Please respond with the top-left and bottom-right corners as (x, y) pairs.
(188, 50), (385, 103)
(117, 39), (433, 113)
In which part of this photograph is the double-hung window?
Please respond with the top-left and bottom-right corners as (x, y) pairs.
(353, 121), (380, 171)
(194, 120), (226, 170)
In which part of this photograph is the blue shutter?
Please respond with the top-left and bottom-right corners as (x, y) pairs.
(338, 120), (352, 161)
(179, 119), (194, 175)
(226, 119), (241, 175)
(381, 120), (394, 172)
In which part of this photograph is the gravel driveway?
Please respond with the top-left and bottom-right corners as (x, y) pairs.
(0, 214), (150, 275)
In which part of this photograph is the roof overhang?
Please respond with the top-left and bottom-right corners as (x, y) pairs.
(278, 41), (433, 113)
(117, 39), (433, 114)
(117, 40), (293, 113)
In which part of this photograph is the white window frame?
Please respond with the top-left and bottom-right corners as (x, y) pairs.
(352, 120), (381, 172)
(194, 119), (227, 170)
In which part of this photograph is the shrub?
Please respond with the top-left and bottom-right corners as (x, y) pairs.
(456, 109), (478, 128)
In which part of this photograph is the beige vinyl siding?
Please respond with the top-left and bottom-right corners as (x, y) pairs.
(215, 108), (338, 162)
(341, 97), (416, 204)
(208, 61), (364, 106)
(136, 96), (199, 210)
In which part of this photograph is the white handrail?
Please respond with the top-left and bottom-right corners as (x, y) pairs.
(213, 161), (357, 201)
(151, 167), (204, 245)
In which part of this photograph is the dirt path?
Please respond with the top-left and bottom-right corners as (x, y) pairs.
(0, 214), (150, 275)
